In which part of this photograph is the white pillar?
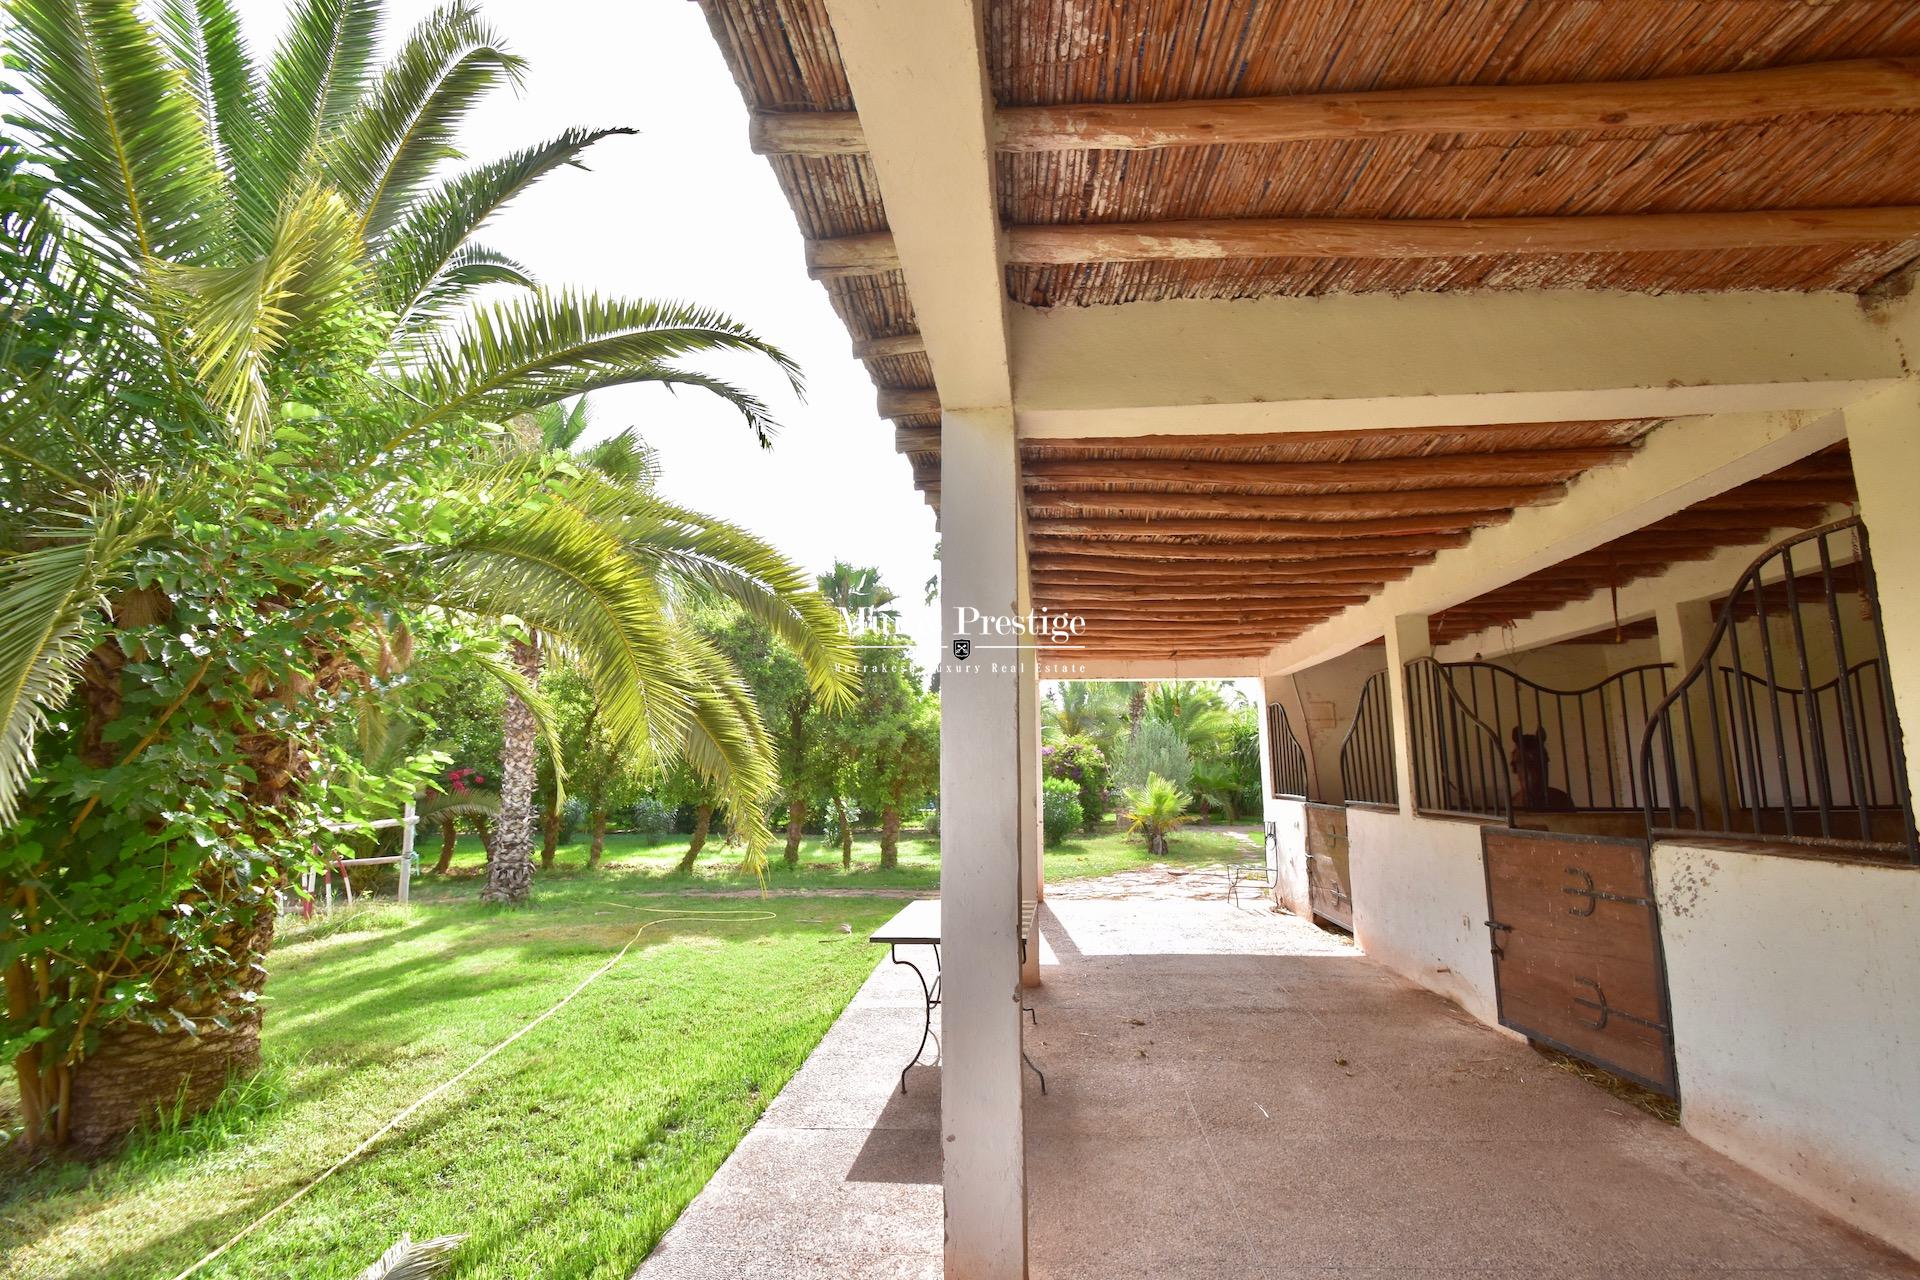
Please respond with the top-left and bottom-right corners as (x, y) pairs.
(939, 404), (1027, 1280)
(1018, 659), (1043, 985)
(1383, 613), (1431, 817)
(1844, 385), (1920, 804)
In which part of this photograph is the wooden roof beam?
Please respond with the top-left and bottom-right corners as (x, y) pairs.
(853, 331), (926, 361)
(755, 59), (1920, 155)
(1030, 487), (1563, 519)
(1021, 448), (1632, 489)
(1026, 514), (1501, 540)
(808, 208), (1920, 280)
(878, 387), (941, 419)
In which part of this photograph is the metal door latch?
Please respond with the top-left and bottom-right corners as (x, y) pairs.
(1484, 919), (1512, 958)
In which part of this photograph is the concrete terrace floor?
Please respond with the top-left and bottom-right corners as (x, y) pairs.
(635, 875), (1920, 1280)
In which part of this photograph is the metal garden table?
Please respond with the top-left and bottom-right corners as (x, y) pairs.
(869, 898), (1045, 1095)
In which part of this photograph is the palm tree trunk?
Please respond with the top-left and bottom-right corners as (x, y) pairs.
(880, 806), (901, 869)
(435, 818), (457, 874)
(483, 639), (540, 905)
(474, 815), (495, 866)
(784, 797), (805, 868)
(588, 811), (608, 869)
(540, 806), (560, 869)
(834, 795), (853, 868)
(65, 897), (276, 1153)
(676, 805), (713, 874)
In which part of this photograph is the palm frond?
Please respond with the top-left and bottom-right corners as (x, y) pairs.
(413, 788), (498, 822)
(354, 1233), (466, 1280)
(393, 290), (802, 443)
(325, 0), (526, 241)
(427, 493), (693, 798)
(259, 0), (381, 234)
(0, 494), (161, 824)
(166, 184), (364, 448)
(577, 427), (659, 492)
(387, 243), (537, 343)
(9, 0), (232, 272)
(155, 0), (264, 198)
(562, 475), (854, 706)
(667, 637), (776, 869)
(372, 127), (630, 323)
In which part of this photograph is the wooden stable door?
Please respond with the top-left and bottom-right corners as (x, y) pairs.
(1304, 803), (1353, 931)
(1480, 827), (1678, 1097)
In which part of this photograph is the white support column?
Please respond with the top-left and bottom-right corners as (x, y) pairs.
(1843, 384), (1920, 804)
(1384, 614), (1431, 817)
(938, 404), (1028, 1280)
(1016, 534), (1044, 980)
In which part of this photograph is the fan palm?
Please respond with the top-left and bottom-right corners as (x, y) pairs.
(0, 0), (853, 1148)
(1044, 680), (1127, 743)
(1146, 680), (1234, 754)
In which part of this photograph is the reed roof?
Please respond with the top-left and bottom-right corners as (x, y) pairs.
(695, 2), (1908, 661)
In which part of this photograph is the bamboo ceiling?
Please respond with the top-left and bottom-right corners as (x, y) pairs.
(696, 1), (1917, 661)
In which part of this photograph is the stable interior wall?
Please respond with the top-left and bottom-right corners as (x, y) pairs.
(1286, 646), (1389, 803)
(1653, 841), (1919, 1259)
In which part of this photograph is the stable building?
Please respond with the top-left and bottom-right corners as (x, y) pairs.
(688, 3), (1920, 1276)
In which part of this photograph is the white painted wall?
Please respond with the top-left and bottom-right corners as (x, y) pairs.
(1263, 796), (1312, 918)
(1653, 841), (1920, 1258)
(1346, 807), (1501, 1025)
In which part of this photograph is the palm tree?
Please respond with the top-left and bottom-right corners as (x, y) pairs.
(0, 0), (854, 1148)
(1044, 681), (1126, 742)
(817, 561), (900, 628)
(1146, 680), (1233, 755)
(489, 397), (662, 902)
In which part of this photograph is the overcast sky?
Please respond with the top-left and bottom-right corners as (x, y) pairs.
(235, 0), (944, 668)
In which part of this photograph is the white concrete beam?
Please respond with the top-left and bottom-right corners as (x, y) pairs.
(1267, 408), (1849, 674)
(1429, 506), (1854, 659)
(822, 0), (1009, 411)
(1010, 291), (1902, 438)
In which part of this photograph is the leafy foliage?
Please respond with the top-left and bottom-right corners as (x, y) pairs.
(1112, 716), (1194, 793)
(0, 0), (852, 1147)
(1042, 735), (1109, 830)
(1041, 776), (1083, 847)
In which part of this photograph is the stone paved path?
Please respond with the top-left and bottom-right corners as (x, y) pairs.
(635, 873), (1919, 1280)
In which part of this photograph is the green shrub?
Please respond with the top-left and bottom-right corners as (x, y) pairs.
(630, 796), (673, 836)
(1042, 777), (1084, 846)
(558, 796), (588, 842)
(1044, 736), (1109, 829)
(1112, 718), (1193, 792)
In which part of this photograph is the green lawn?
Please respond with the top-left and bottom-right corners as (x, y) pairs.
(1, 822), (1261, 1279)
(1, 877), (900, 1280)
(430, 822), (1263, 893)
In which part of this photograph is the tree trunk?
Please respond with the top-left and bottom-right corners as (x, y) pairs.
(483, 639), (540, 905)
(784, 797), (806, 868)
(880, 806), (901, 869)
(64, 900), (276, 1154)
(588, 811), (607, 869)
(435, 818), (457, 874)
(676, 805), (712, 874)
(540, 806), (560, 870)
(834, 795), (853, 869)
(475, 815), (494, 866)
